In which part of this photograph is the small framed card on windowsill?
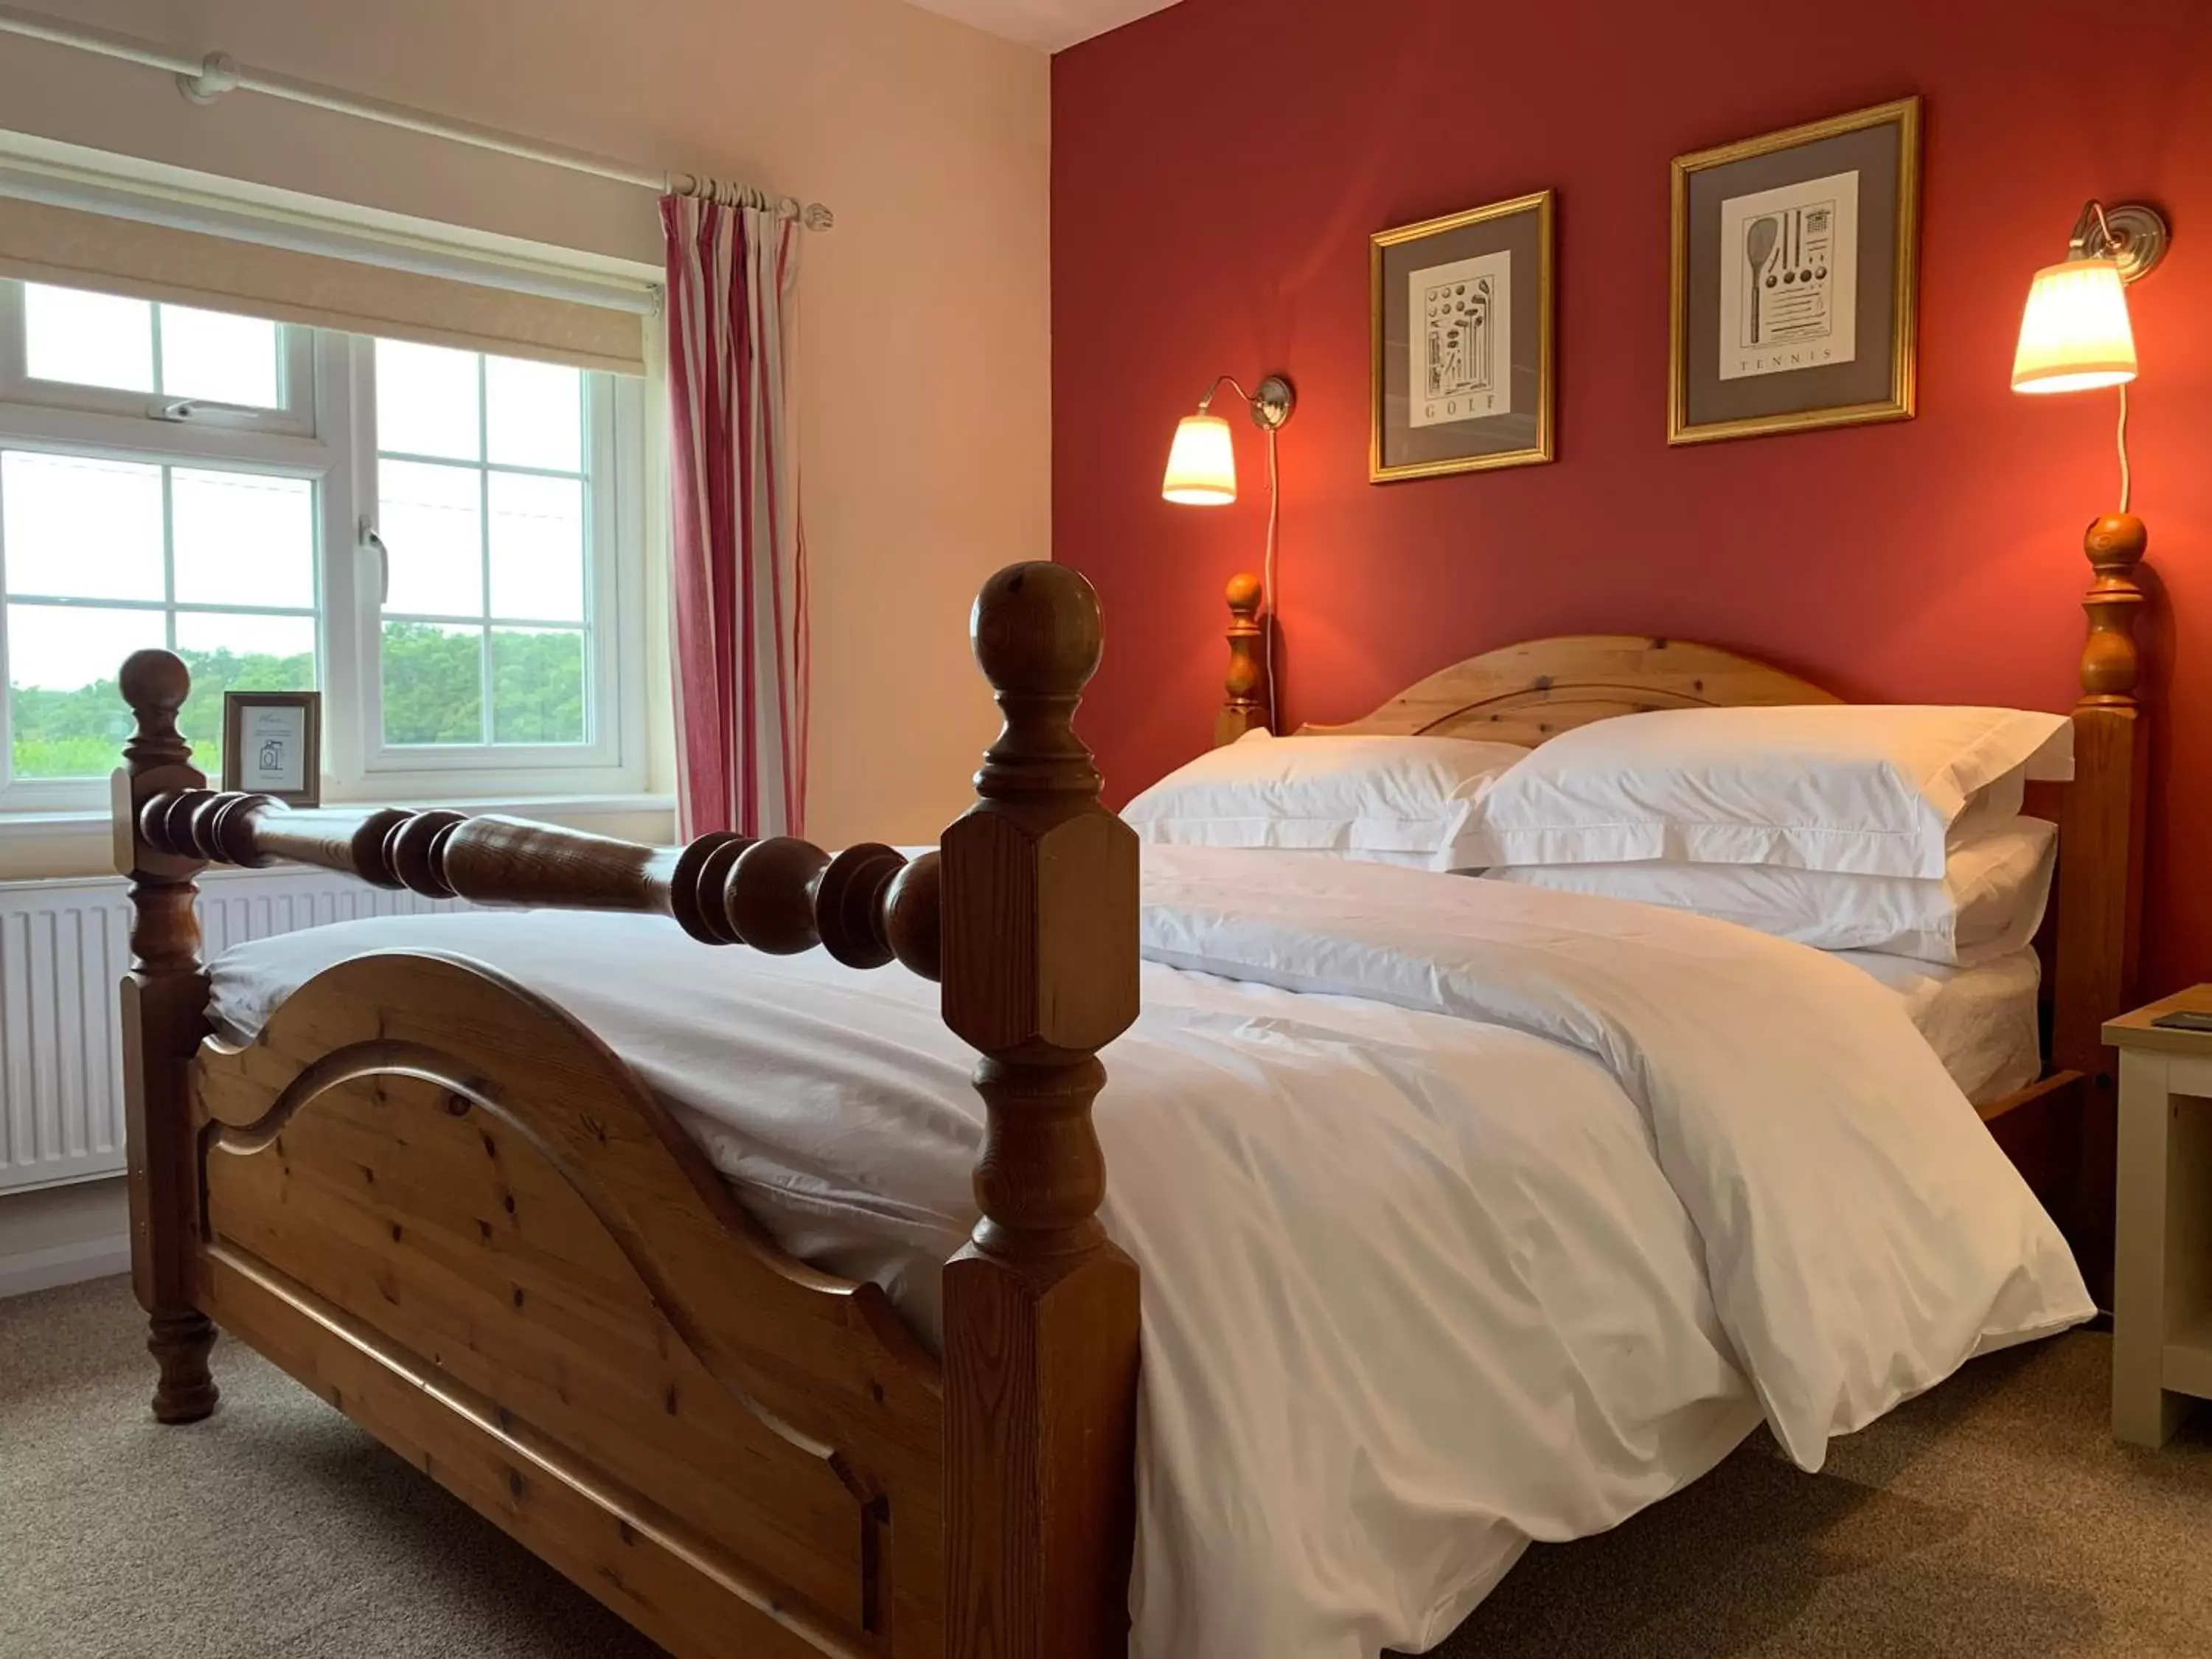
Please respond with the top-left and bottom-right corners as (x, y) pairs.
(222, 690), (322, 806)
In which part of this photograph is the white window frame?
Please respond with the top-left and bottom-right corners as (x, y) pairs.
(339, 337), (647, 795)
(0, 281), (319, 437)
(0, 282), (649, 815)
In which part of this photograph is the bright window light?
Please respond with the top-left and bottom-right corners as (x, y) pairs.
(1, 446), (319, 782)
(24, 283), (285, 408)
(375, 338), (481, 460)
(160, 305), (282, 408)
(24, 284), (154, 392)
(373, 344), (590, 749)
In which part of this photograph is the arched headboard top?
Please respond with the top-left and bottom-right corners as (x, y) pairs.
(1301, 633), (1841, 748)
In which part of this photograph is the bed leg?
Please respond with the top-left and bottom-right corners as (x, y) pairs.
(942, 566), (1144, 1659)
(147, 1311), (219, 1424)
(116, 650), (220, 1426)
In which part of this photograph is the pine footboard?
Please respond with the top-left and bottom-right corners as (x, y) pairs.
(114, 563), (1139, 1659)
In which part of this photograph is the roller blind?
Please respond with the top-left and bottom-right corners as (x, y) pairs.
(0, 191), (651, 375)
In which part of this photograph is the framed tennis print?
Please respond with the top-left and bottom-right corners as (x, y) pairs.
(222, 689), (322, 806)
(1669, 97), (1921, 445)
(1371, 189), (1554, 482)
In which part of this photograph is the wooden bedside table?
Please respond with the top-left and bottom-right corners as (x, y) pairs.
(2106, 987), (2212, 1446)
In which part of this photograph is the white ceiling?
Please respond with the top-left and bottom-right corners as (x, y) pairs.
(901, 0), (1183, 51)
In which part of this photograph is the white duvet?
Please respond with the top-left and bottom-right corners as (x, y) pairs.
(209, 846), (2091, 1659)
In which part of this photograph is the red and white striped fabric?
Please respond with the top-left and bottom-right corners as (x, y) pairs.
(661, 192), (807, 839)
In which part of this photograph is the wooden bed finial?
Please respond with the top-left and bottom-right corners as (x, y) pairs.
(2079, 511), (2147, 705)
(114, 648), (220, 1425)
(941, 561), (1141, 1659)
(1216, 569), (1269, 747)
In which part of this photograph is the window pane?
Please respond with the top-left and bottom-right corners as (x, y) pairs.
(383, 620), (482, 745)
(375, 338), (479, 461)
(378, 459), (483, 616)
(173, 470), (315, 609)
(159, 305), (281, 408)
(492, 627), (585, 744)
(488, 472), (583, 622)
(486, 357), (582, 473)
(5, 603), (164, 779)
(24, 285), (153, 392)
(172, 613), (318, 781)
(1, 451), (164, 601)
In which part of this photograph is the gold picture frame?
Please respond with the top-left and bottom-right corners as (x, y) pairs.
(220, 689), (323, 807)
(1669, 97), (1921, 445)
(1371, 189), (1555, 482)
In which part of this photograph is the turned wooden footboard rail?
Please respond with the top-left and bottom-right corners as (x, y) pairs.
(114, 560), (1140, 1659)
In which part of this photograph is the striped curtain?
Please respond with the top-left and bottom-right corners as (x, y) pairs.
(661, 192), (807, 839)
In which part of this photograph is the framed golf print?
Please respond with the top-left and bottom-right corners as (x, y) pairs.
(1669, 96), (1921, 445)
(222, 689), (322, 806)
(1371, 188), (1555, 482)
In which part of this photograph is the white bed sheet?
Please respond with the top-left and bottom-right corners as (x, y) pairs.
(206, 849), (2088, 1659)
(1836, 945), (2043, 1106)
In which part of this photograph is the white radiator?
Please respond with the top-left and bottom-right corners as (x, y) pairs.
(0, 867), (458, 1196)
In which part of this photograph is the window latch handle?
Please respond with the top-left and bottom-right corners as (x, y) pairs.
(153, 398), (200, 422)
(360, 519), (389, 606)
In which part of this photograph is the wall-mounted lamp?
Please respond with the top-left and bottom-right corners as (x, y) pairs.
(2011, 199), (2168, 518)
(1162, 373), (1295, 733)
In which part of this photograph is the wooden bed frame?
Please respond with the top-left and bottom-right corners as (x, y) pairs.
(1219, 512), (2152, 1297)
(113, 508), (2146, 1659)
(117, 562), (1137, 1659)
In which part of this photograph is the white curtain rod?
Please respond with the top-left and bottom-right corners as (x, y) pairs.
(0, 4), (835, 231)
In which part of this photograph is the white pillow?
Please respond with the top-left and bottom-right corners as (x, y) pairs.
(1121, 731), (1528, 858)
(1486, 815), (2057, 966)
(1269, 846), (1455, 869)
(1452, 705), (2071, 879)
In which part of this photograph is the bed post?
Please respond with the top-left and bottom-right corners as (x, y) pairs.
(112, 650), (219, 1422)
(939, 563), (1142, 1659)
(2052, 510), (2151, 1301)
(1216, 569), (1270, 746)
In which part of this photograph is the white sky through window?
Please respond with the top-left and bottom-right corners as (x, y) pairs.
(1, 450), (314, 690)
(374, 341), (587, 627)
(6, 604), (166, 689)
(3, 344), (582, 692)
(24, 284), (282, 408)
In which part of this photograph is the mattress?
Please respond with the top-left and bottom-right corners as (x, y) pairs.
(1834, 945), (2043, 1106)
(204, 849), (2089, 1659)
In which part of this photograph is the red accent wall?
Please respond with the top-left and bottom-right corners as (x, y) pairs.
(1052, 0), (2212, 993)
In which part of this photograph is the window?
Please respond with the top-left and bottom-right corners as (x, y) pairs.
(2, 451), (316, 785)
(373, 341), (592, 751)
(0, 281), (313, 434)
(0, 279), (645, 813)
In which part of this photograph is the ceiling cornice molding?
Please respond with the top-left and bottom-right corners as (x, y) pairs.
(900, 0), (1183, 52)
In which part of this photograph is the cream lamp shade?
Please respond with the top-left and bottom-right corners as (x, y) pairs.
(2012, 257), (2138, 394)
(1162, 412), (1237, 504)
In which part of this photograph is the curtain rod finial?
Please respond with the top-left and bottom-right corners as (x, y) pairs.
(803, 203), (835, 232)
(176, 52), (240, 105)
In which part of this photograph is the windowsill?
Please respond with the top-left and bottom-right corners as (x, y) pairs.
(0, 793), (677, 842)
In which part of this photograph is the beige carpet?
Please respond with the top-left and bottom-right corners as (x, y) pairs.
(4, 1278), (2210, 1659)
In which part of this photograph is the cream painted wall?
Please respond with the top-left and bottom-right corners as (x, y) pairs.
(0, 1176), (128, 1297)
(0, 0), (1051, 860)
